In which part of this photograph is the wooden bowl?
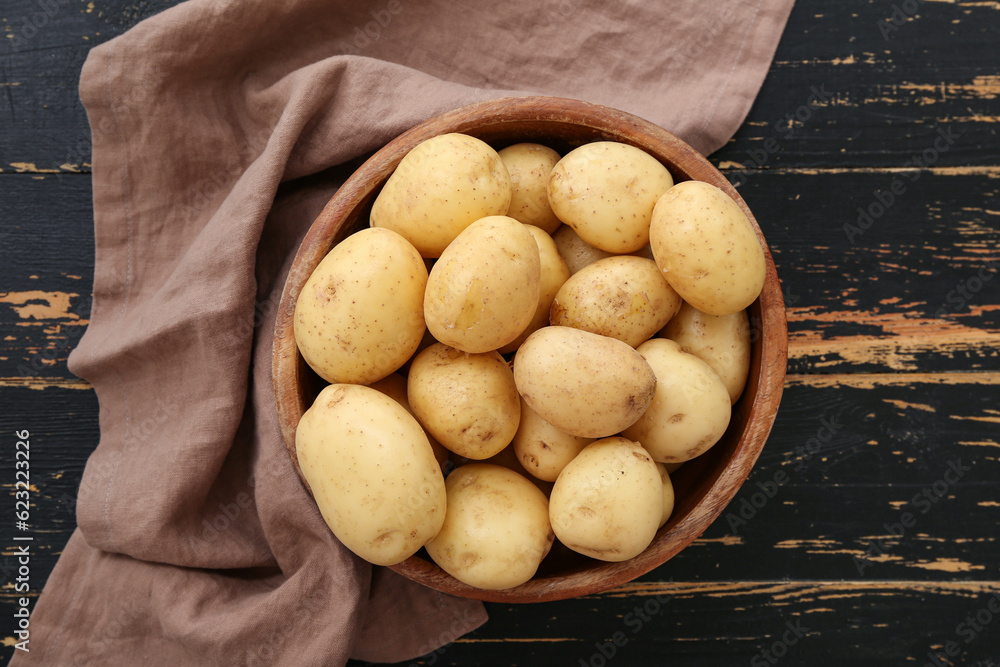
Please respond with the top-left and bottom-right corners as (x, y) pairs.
(272, 96), (788, 603)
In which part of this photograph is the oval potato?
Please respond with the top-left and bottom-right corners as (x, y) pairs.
(295, 384), (446, 566)
(649, 180), (765, 315)
(371, 133), (511, 257)
(499, 143), (563, 234)
(655, 462), (676, 528)
(552, 225), (614, 275)
(512, 326), (656, 438)
(424, 216), (540, 353)
(512, 396), (593, 482)
(661, 302), (751, 404)
(293, 227), (426, 385)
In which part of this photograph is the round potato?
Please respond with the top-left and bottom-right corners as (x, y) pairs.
(295, 384), (446, 566)
(424, 216), (540, 353)
(550, 255), (683, 348)
(622, 338), (731, 463)
(371, 133), (511, 257)
(551, 225), (614, 274)
(425, 463), (554, 590)
(548, 141), (674, 253)
(661, 302), (751, 404)
(499, 225), (571, 354)
(408, 343), (520, 460)
(649, 180), (765, 315)
(549, 437), (662, 561)
(655, 462), (676, 528)
(293, 227), (426, 385)
(499, 143), (563, 234)
(368, 373), (449, 467)
(512, 396), (593, 482)
(512, 326), (656, 438)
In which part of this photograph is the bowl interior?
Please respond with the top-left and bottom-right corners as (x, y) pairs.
(272, 96), (788, 603)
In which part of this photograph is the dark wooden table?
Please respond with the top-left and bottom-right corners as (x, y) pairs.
(2, 1), (998, 665)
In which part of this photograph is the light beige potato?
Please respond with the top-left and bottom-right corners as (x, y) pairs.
(661, 302), (751, 404)
(294, 227), (427, 385)
(649, 180), (766, 316)
(511, 397), (593, 482)
(425, 463), (554, 590)
(512, 326), (656, 438)
(407, 343), (520, 460)
(424, 216), (540, 353)
(499, 143), (563, 234)
(368, 373), (449, 467)
(550, 255), (683, 348)
(453, 444), (554, 496)
(549, 437), (662, 561)
(548, 141), (674, 253)
(371, 133), (511, 257)
(296, 384), (446, 566)
(499, 225), (571, 354)
(655, 463), (676, 528)
(622, 338), (731, 463)
(552, 225), (614, 274)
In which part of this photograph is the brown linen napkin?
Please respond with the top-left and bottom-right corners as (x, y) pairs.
(14, 0), (794, 664)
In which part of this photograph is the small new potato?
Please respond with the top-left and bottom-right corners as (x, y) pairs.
(552, 225), (614, 274)
(548, 141), (674, 253)
(296, 384), (446, 566)
(550, 255), (683, 348)
(649, 180), (765, 316)
(512, 326), (656, 438)
(622, 338), (732, 463)
(499, 143), (563, 234)
(655, 463), (676, 528)
(424, 216), (541, 353)
(293, 227), (426, 385)
(371, 133), (511, 257)
(512, 397), (593, 482)
(408, 343), (521, 460)
(549, 437), (662, 561)
(499, 225), (571, 354)
(661, 302), (751, 404)
(425, 463), (554, 590)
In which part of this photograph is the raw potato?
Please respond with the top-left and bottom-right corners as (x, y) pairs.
(549, 437), (662, 561)
(512, 326), (656, 438)
(649, 180), (766, 316)
(424, 216), (541, 353)
(655, 463), (676, 528)
(622, 338), (731, 463)
(499, 225), (571, 354)
(550, 255), (683, 348)
(293, 227), (427, 385)
(425, 463), (554, 590)
(408, 343), (521, 460)
(368, 373), (449, 467)
(661, 302), (751, 404)
(552, 225), (614, 274)
(548, 141), (674, 253)
(452, 444), (554, 496)
(370, 133), (511, 258)
(512, 397), (593, 482)
(296, 384), (446, 566)
(499, 143), (563, 234)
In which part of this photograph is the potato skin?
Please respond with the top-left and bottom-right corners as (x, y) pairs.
(660, 302), (751, 404)
(499, 143), (563, 234)
(552, 225), (615, 275)
(425, 463), (554, 590)
(649, 180), (766, 316)
(296, 384), (446, 566)
(368, 373), (449, 467)
(550, 255), (682, 348)
(512, 326), (656, 438)
(407, 343), (521, 460)
(371, 133), (511, 258)
(548, 142), (674, 253)
(293, 227), (427, 385)
(655, 462), (676, 528)
(512, 396), (593, 482)
(622, 338), (732, 463)
(424, 216), (540, 353)
(549, 437), (662, 561)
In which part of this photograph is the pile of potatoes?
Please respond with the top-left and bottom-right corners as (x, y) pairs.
(293, 132), (765, 590)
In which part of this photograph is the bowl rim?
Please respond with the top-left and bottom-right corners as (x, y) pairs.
(272, 95), (788, 603)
